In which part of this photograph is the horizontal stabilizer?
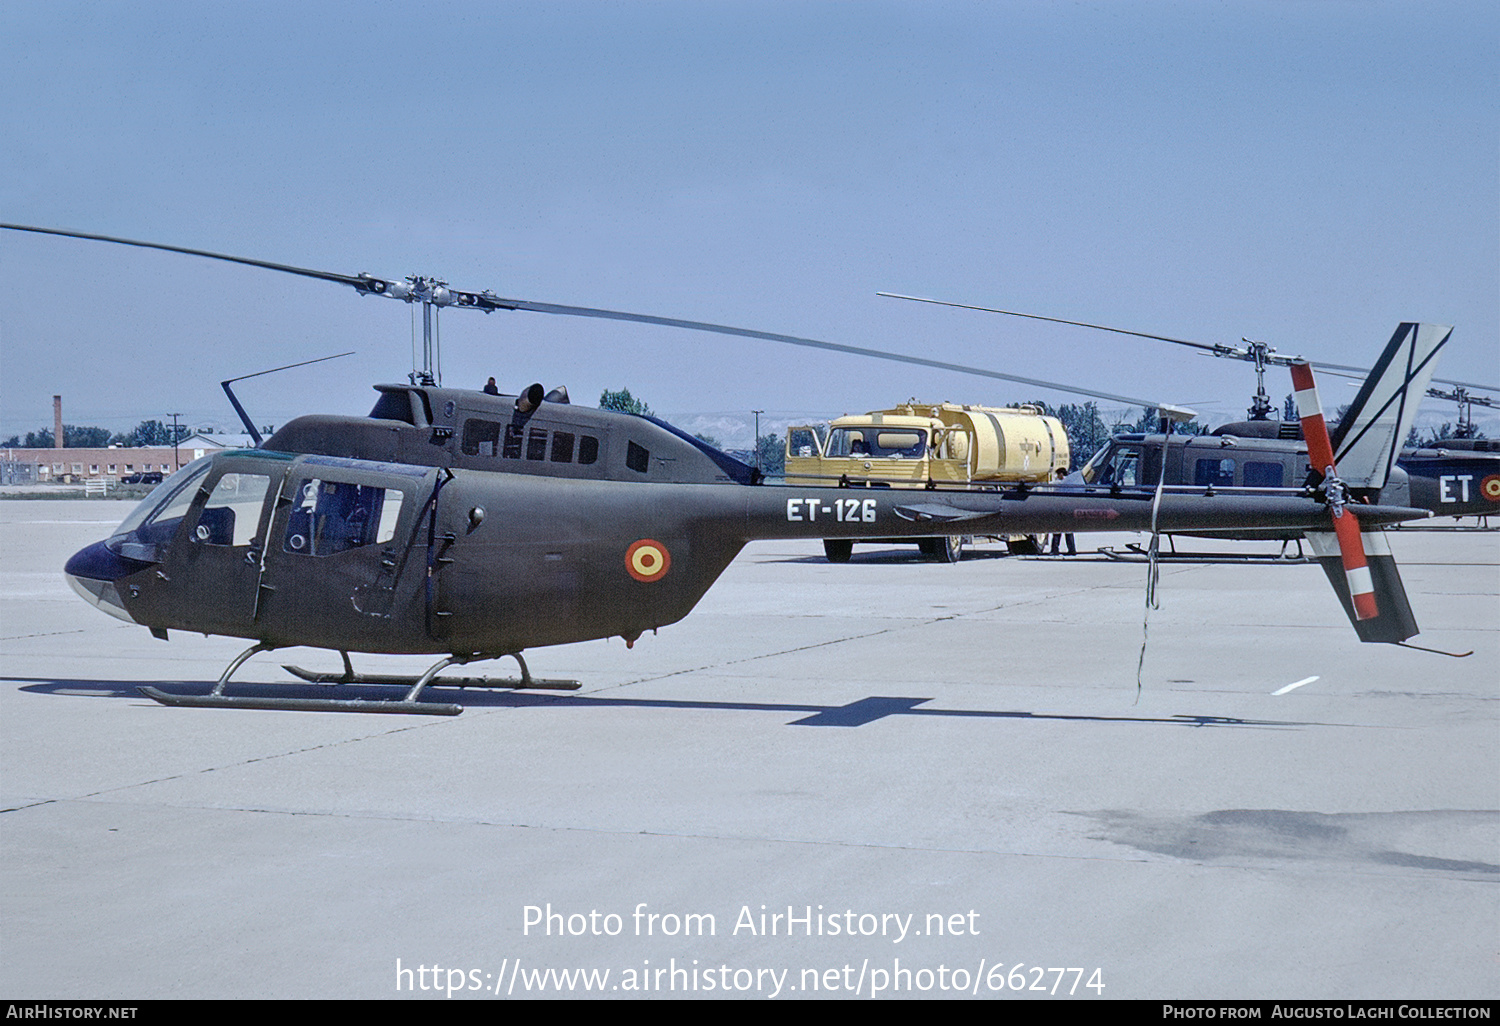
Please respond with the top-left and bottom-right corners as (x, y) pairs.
(892, 503), (988, 524)
(1307, 531), (1419, 643)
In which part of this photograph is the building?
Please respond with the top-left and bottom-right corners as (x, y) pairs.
(2, 434), (257, 484)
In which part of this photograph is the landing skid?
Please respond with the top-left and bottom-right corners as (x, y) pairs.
(1099, 540), (1312, 564)
(1391, 519), (1493, 531)
(139, 645), (579, 715)
(282, 651), (581, 691)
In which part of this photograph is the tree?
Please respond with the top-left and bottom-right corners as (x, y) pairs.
(1118, 406), (1207, 437)
(755, 433), (785, 478)
(122, 420), (188, 446)
(1053, 402), (1109, 468)
(598, 388), (653, 417)
(3, 421), (185, 448)
(64, 425), (112, 447)
(15, 429), (54, 448)
(1422, 422), (1457, 446)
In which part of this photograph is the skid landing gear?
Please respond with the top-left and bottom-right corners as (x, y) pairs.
(139, 645), (580, 715)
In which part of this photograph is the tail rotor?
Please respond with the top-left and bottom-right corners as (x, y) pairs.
(1291, 361), (1379, 621)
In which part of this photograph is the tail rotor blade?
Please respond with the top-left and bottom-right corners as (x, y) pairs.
(1329, 503), (1378, 621)
(1291, 360), (1378, 620)
(1292, 361), (1336, 474)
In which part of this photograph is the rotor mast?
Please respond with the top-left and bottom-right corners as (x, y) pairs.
(404, 277), (452, 386)
(1425, 385), (1495, 440)
(1228, 338), (1285, 420)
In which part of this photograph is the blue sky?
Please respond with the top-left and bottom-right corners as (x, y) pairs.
(2, 0), (1495, 445)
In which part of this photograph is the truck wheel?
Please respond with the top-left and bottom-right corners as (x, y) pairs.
(823, 539), (853, 563)
(1007, 534), (1041, 556)
(938, 535), (965, 562)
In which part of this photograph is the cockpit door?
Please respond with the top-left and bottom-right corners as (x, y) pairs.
(148, 454), (286, 636)
(253, 456), (436, 652)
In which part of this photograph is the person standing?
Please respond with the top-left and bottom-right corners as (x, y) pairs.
(1049, 467), (1076, 555)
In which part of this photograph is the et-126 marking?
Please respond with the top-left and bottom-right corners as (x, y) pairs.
(786, 497), (877, 523)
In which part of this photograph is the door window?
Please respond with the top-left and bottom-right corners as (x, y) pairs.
(196, 473), (271, 546)
(283, 479), (401, 556)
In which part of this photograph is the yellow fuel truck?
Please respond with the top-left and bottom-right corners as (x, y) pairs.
(784, 401), (1070, 562)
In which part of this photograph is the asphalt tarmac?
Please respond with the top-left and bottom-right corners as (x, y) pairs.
(1, 499), (1495, 1000)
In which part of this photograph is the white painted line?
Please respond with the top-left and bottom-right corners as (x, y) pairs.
(1273, 676), (1320, 696)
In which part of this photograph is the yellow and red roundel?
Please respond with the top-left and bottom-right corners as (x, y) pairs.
(625, 539), (671, 582)
(1482, 474), (1500, 502)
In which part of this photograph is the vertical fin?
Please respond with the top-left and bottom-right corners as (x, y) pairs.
(1306, 531), (1419, 643)
(1330, 323), (1452, 491)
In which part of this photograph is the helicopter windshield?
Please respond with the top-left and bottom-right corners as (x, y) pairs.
(826, 427), (927, 459)
(1082, 443), (1143, 486)
(109, 457), (214, 546)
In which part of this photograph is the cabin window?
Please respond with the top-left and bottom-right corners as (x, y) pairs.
(527, 427), (549, 461)
(1243, 461), (1284, 488)
(627, 441), (650, 474)
(283, 479), (400, 557)
(578, 435), (599, 465)
(196, 473), (271, 547)
(550, 432), (575, 463)
(462, 419), (502, 456)
(1194, 458), (1235, 487)
(502, 424), (523, 459)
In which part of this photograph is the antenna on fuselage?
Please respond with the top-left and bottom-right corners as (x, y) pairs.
(221, 351), (355, 445)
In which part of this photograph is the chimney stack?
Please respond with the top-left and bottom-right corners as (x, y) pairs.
(53, 396), (63, 449)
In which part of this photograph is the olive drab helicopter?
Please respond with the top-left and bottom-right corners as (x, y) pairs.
(881, 293), (1500, 526)
(4, 224), (1438, 714)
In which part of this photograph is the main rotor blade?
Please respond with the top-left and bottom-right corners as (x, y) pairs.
(878, 290), (1495, 392)
(484, 296), (1192, 414)
(877, 291), (1223, 353)
(1, 223), (382, 293)
(2, 223), (1190, 414)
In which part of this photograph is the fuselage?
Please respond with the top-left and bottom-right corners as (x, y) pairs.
(64, 386), (1431, 657)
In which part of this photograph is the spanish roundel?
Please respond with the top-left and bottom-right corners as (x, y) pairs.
(625, 539), (671, 582)
(1482, 474), (1500, 502)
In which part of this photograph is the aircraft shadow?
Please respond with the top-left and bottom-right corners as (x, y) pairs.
(772, 548), (1090, 565)
(8, 677), (1339, 730)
